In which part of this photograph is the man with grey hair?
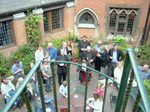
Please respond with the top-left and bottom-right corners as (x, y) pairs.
(138, 64), (150, 80)
(57, 42), (68, 56)
(82, 46), (96, 67)
(46, 43), (57, 60)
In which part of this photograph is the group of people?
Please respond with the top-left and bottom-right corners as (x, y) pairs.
(0, 41), (72, 111)
(1, 35), (150, 112)
(77, 35), (124, 85)
(0, 61), (39, 111)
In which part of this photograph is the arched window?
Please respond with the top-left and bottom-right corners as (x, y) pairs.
(108, 8), (138, 36)
(127, 11), (136, 35)
(109, 10), (118, 34)
(79, 13), (94, 24)
(118, 11), (127, 35)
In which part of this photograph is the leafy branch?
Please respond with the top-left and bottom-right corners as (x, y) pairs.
(25, 12), (42, 47)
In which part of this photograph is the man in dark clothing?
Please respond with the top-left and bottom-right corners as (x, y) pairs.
(92, 40), (103, 72)
(107, 44), (124, 77)
(99, 46), (108, 78)
(56, 49), (69, 86)
(82, 46), (96, 67)
(57, 42), (68, 56)
(78, 35), (91, 58)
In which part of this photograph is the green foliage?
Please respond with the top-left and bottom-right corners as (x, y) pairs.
(137, 42), (150, 65)
(112, 37), (133, 56)
(92, 31), (105, 48)
(10, 42), (35, 74)
(25, 12), (42, 47)
(68, 32), (79, 42)
(143, 79), (150, 101)
(98, 31), (104, 41)
(48, 36), (68, 50)
(0, 53), (11, 76)
(112, 36), (126, 42)
(72, 45), (79, 57)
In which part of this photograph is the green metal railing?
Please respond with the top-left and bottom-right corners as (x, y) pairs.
(1, 48), (150, 112)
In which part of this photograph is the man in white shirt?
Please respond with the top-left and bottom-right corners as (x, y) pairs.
(1, 76), (20, 111)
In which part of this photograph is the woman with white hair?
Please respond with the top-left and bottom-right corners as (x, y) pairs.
(92, 40), (103, 72)
(16, 77), (33, 100)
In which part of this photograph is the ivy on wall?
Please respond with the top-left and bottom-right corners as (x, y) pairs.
(25, 12), (42, 47)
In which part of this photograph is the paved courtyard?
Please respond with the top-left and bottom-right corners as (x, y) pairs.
(0, 64), (135, 112)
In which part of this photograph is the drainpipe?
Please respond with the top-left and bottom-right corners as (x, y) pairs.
(141, 3), (150, 45)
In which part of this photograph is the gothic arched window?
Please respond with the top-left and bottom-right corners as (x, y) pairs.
(79, 13), (94, 24)
(109, 10), (118, 34)
(127, 11), (137, 35)
(108, 8), (138, 36)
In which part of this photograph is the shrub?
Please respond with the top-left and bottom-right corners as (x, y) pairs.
(137, 42), (150, 65)
(10, 42), (35, 74)
(143, 79), (150, 101)
(45, 36), (68, 50)
(0, 53), (10, 76)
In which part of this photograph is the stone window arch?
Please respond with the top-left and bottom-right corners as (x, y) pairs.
(109, 10), (118, 34)
(79, 13), (94, 24)
(74, 8), (100, 38)
(127, 11), (137, 35)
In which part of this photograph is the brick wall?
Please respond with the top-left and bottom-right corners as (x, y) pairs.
(78, 28), (94, 41)
(75, 0), (150, 37)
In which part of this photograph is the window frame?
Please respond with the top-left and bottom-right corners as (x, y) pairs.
(44, 8), (64, 34)
(0, 20), (16, 49)
(108, 8), (138, 37)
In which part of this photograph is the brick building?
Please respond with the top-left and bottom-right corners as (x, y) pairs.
(0, 0), (149, 57)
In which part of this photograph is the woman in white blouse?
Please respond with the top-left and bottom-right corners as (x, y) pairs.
(114, 62), (123, 85)
(89, 91), (103, 112)
(59, 81), (68, 98)
(35, 45), (44, 61)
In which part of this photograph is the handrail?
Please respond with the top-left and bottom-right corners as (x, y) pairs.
(42, 60), (120, 84)
(1, 52), (149, 112)
(127, 48), (150, 111)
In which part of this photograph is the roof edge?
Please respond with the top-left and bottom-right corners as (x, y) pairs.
(0, 0), (73, 18)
